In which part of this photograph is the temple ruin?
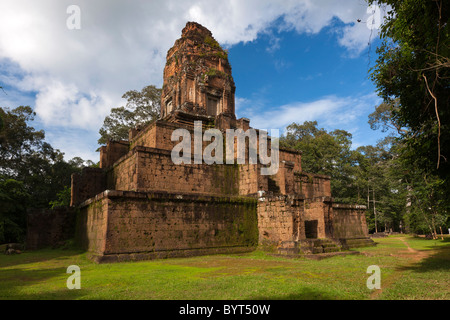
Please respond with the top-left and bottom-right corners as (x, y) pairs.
(69, 22), (374, 263)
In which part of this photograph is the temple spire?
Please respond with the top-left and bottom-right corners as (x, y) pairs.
(161, 22), (236, 120)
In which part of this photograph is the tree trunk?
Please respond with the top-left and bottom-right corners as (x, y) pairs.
(373, 189), (377, 233)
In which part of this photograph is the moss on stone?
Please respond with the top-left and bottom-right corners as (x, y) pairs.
(212, 163), (239, 195)
(204, 36), (221, 49)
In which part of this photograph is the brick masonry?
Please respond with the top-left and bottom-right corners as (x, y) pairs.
(77, 190), (257, 262)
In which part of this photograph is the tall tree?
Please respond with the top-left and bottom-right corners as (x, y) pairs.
(368, 0), (449, 180)
(368, 0), (450, 233)
(357, 137), (410, 233)
(98, 85), (161, 145)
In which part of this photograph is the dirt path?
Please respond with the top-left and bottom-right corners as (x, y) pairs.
(369, 236), (432, 300)
(398, 237), (430, 261)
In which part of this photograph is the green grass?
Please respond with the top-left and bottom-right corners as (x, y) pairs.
(0, 235), (449, 300)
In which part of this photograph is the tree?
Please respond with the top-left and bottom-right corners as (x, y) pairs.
(98, 85), (161, 145)
(0, 178), (30, 243)
(357, 137), (412, 233)
(281, 121), (360, 202)
(49, 186), (72, 209)
(0, 106), (96, 242)
(0, 106), (48, 178)
(367, 104), (450, 235)
(0, 106), (74, 207)
(368, 0), (450, 234)
(368, 99), (408, 134)
(368, 0), (449, 178)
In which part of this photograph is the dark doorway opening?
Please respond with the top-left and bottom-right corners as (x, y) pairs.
(207, 97), (218, 116)
(305, 220), (318, 239)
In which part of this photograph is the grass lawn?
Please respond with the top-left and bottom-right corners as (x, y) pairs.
(0, 235), (449, 300)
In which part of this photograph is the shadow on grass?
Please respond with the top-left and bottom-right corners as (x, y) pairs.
(0, 266), (88, 300)
(0, 245), (90, 299)
(249, 289), (336, 300)
(0, 247), (85, 268)
(398, 238), (450, 273)
(9, 288), (87, 300)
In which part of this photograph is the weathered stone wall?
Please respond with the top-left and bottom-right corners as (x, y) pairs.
(238, 163), (268, 196)
(26, 207), (76, 250)
(257, 195), (304, 249)
(71, 168), (106, 206)
(107, 146), (241, 196)
(331, 204), (369, 239)
(99, 140), (130, 169)
(303, 199), (332, 239)
(75, 195), (109, 255)
(130, 121), (186, 152)
(106, 151), (138, 191)
(130, 120), (238, 155)
(272, 160), (295, 195)
(73, 121), (308, 210)
(76, 190), (258, 262)
(279, 149), (302, 172)
(295, 172), (331, 199)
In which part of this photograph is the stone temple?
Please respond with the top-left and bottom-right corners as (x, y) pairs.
(69, 22), (374, 263)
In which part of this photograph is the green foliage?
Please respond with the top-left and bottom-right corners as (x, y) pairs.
(0, 178), (30, 243)
(280, 121), (360, 202)
(0, 106), (47, 174)
(202, 68), (230, 80)
(368, 0), (450, 183)
(214, 50), (228, 60)
(0, 106), (90, 243)
(0, 106), (77, 207)
(358, 138), (409, 232)
(368, 99), (404, 133)
(367, 0), (450, 234)
(401, 163), (449, 236)
(204, 36), (220, 49)
(49, 186), (72, 209)
(98, 85), (161, 145)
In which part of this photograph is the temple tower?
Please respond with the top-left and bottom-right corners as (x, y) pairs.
(161, 22), (236, 127)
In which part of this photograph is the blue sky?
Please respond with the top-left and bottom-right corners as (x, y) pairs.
(229, 18), (385, 147)
(0, 0), (389, 162)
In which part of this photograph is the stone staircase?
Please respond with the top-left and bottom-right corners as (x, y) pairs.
(336, 238), (376, 250)
(277, 239), (341, 255)
(299, 239), (341, 254)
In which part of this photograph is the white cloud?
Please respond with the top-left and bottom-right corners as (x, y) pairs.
(246, 93), (381, 133)
(0, 0), (383, 161)
(241, 92), (384, 150)
(45, 128), (100, 161)
(337, 22), (380, 57)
